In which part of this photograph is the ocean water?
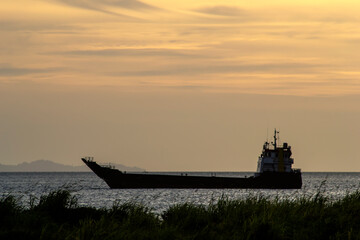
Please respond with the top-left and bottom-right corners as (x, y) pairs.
(1, 172), (359, 213)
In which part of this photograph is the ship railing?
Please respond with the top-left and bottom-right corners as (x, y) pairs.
(99, 163), (115, 169)
(84, 156), (94, 162)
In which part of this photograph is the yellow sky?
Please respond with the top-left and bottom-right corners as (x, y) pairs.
(1, 0), (360, 171)
(2, 0), (360, 95)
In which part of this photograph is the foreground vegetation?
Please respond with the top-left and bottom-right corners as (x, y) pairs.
(1, 190), (360, 240)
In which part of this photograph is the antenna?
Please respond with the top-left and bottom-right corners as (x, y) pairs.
(266, 126), (269, 142)
(273, 128), (278, 149)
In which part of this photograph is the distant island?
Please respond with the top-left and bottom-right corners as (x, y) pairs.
(0, 160), (144, 172)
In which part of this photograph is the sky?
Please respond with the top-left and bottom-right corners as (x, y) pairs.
(1, 0), (360, 171)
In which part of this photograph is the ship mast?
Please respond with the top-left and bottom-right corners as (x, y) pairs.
(273, 128), (279, 149)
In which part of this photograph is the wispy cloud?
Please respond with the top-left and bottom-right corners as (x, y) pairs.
(53, 0), (160, 17)
(110, 62), (325, 77)
(192, 5), (360, 24)
(0, 21), (84, 32)
(98, 0), (157, 10)
(0, 66), (61, 76)
(54, 48), (201, 57)
(195, 6), (247, 17)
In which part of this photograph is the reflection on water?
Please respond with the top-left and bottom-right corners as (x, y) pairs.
(1, 172), (360, 213)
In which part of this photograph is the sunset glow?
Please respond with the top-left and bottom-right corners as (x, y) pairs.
(1, 0), (360, 171)
(2, 0), (360, 95)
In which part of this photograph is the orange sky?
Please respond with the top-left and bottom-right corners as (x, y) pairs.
(0, 0), (360, 171)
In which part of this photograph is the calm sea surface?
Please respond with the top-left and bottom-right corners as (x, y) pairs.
(1, 172), (360, 213)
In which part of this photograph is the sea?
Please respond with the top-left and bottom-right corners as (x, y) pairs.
(1, 172), (360, 214)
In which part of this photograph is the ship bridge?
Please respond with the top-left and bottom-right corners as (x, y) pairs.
(256, 129), (295, 175)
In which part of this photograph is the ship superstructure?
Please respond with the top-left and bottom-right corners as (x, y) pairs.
(256, 129), (298, 176)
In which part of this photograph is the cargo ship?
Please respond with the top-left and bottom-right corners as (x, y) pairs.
(82, 129), (302, 189)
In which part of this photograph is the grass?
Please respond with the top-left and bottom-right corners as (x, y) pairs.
(1, 190), (360, 239)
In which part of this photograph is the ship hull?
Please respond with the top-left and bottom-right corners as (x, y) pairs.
(82, 159), (302, 189)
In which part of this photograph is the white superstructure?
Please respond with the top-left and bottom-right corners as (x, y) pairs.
(255, 129), (295, 176)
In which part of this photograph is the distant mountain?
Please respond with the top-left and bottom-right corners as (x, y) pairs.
(0, 160), (144, 172)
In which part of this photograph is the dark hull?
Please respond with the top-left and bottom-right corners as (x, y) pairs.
(82, 159), (302, 189)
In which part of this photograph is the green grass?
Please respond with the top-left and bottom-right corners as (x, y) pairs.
(1, 190), (360, 239)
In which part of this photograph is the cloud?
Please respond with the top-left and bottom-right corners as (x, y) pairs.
(138, 81), (211, 90)
(0, 66), (61, 76)
(0, 21), (85, 32)
(54, 0), (159, 17)
(195, 6), (247, 17)
(192, 5), (360, 24)
(55, 0), (133, 18)
(55, 48), (200, 57)
(109, 62), (325, 77)
(99, 0), (157, 10)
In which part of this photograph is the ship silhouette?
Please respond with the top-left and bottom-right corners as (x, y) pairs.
(82, 129), (302, 189)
